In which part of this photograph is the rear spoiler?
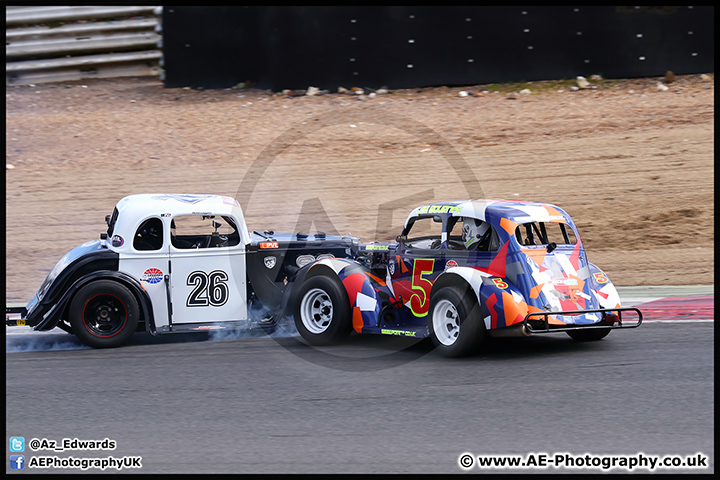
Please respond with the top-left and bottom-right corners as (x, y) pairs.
(523, 307), (642, 334)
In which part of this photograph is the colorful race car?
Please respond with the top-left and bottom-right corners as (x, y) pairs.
(6, 194), (358, 348)
(290, 199), (642, 357)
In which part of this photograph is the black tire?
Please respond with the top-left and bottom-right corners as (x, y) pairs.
(294, 275), (351, 346)
(566, 327), (611, 342)
(428, 285), (486, 358)
(68, 280), (139, 348)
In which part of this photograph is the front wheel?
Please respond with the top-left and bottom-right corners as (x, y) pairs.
(68, 280), (139, 348)
(294, 275), (351, 346)
(428, 285), (486, 358)
(566, 327), (611, 341)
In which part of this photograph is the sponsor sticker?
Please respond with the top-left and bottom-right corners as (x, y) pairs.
(446, 259), (459, 269)
(417, 204), (463, 215)
(381, 329), (417, 337)
(264, 256), (277, 269)
(111, 235), (124, 247)
(140, 268), (163, 284)
(260, 242), (279, 249)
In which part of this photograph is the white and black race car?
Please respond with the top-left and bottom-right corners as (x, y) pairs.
(6, 194), (358, 348)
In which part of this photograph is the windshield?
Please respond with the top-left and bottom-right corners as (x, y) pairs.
(106, 207), (119, 237)
(515, 221), (577, 246)
(403, 216), (444, 248)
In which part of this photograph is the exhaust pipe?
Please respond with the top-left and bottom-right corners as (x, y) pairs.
(488, 322), (531, 338)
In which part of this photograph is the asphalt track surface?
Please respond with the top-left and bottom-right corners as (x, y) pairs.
(5, 288), (714, 474)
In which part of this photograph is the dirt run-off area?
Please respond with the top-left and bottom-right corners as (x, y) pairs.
(5, 74), (714, 303)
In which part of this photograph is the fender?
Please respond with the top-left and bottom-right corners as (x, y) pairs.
(588, 263), (622, 309)
(42, 244), (118, 307)
(277, 258), (385, 332)
(307, 257), (360, 277)
(432, 266), (491, 306)
(34, 270), (155, 333)
(274, 259), (348, 321)
(25, 242), (118, 328)
(276, 257), (363, 319)
(433, 267), (533, 330)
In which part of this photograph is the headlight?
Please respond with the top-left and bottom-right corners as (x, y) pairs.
(316, 253), (335, 261)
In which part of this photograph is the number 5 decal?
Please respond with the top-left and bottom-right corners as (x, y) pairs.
(593, 272), (609, 284)
(492, 278), (509, 289)
(187, 270), (229, 307)
(410, 259), (435, 317)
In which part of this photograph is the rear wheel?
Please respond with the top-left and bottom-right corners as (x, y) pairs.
(567, 327), (611, 341)
(294, 275), (351, 346)
(428, 285), (486, 358)
(69, 280), (139, 348)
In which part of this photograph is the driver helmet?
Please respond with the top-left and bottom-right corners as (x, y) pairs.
(461, 218), (490, 250)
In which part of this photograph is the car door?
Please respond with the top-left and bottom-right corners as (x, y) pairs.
(168, 214), (247, 324)
(389, 215), (446, 321)
(118, 216), (171, 328)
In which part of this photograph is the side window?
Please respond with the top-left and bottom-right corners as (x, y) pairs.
(449, 217), (500, 251)
(404, 216), (443, 249)
(134, 217), (164, 251)
(515, 222), (577, 246)
(171, 215), (240, 249)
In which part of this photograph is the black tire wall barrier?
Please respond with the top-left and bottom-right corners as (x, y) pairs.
(162, 6), (713, 90)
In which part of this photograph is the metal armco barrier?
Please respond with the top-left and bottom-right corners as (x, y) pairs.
(6, 6), (162, 85)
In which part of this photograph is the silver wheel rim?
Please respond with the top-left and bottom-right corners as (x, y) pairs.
(432, 299), (460, 346)
(300, 288), (334, 334)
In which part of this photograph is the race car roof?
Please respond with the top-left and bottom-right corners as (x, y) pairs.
(405, 199), (573, 226)
(114, 194), (241, 218)
(110, 194), (250, 243)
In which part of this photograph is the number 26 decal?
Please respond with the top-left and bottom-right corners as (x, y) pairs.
(187, 270), (229, 307)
